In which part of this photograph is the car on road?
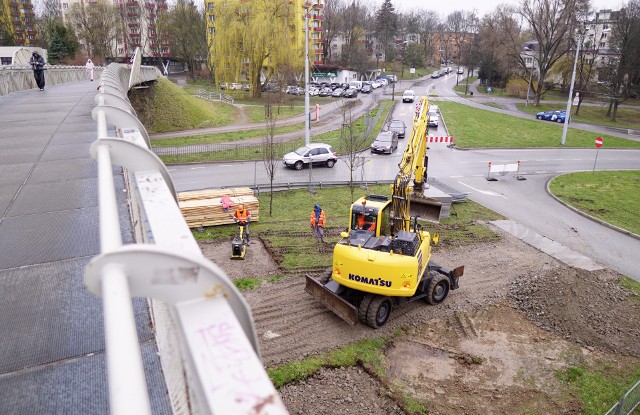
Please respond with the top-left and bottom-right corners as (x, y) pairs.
(387, 119), (406, 139)
(536, 110), (566, 123)
(428, 103), (439, 113)
(283, 143), (338, 170)
(342, 88), (358, 98)
(457, 67), (464, 74)
(371, 131), (399, 154)
(402, 90), (415, 103)
(427, 109), (439, 127)
(431, 71), (441, 79)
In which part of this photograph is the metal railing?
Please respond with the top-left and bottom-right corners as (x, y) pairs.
(86, 48), (287, 415)
(0, 64), (104, 97)
(604, 379), (640, 415)
(195, 89), (235, 104)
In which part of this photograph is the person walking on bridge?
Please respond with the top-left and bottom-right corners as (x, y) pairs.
(310, 204), (326, 243)
(85, 59), (95, 81)
(29, 51), (46, 91)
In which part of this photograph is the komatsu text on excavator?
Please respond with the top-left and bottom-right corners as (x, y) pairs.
(305, 96), (464, 328)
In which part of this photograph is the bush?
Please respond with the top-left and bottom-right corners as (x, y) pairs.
(506, 78), (529, 98)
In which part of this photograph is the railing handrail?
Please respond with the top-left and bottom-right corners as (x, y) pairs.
(86, 48), (287, 415)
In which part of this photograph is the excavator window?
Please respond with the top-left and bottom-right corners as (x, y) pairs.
(352, 212), (377, 232)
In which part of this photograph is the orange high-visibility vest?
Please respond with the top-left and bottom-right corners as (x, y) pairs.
(310, 210), (326, 228)
(234, 208), (249, 222)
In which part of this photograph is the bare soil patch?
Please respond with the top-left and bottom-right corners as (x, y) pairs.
(199, 225), (640, 414)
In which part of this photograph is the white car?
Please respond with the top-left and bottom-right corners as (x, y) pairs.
(428, 104), (439, 113)
(427, 109), (439, 127)
(402, 90), (415, 103)
(309, 87), (319, 96)
(457, 67), (464, 74)
(283, 143), (338, 170)
(230, 83), (243, 90)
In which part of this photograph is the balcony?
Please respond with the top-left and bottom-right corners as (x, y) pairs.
(161, 41), (169, 45)
(162, 52), (171, 57)
(149, 33), (156, 37)
(9, 2), (18, 6)
(303, 2), (312, 8)
(313, 60), (323, 65)
(151, 43), (157, 47)
(314, 3), (324, 9)
(314, 48), (323, 54)
(127, 12), (138, 16)
(312, 15), (324, 21)
(128, 22), (137, 27)
(148, 13), (155, 18)
(161, 33), (168, 37)
(27, 30), (37, 34)
(130, 33), (141, 37)
(312, 27), (324, 32)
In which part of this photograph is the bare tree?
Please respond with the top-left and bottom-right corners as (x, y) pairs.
(67, 0), (119, 63)
(444, 10), (478, 66)
(262, 94), (278, 216)
(518, 0), (590, 105)
(415, 10), (440, 66)
(323, 0), (344, 63)
(163, 0), (207, 77)
(339, 100), (371, 200)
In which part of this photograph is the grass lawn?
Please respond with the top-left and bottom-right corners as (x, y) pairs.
(151, 123), (305, 147)
(436, 101), (640, 148)
(134, 78), (236, 133)
(516, 103), (640, 130)
(454, 76), (478, 95)
(159, 100), (393, 164)
(548, 171), (640, 235)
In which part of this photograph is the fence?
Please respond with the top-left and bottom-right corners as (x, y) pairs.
(0, 65), (104, 97)
(195, 88), (235, 104)
(87, 48), (287, 415)
(604, 379), (640, 415)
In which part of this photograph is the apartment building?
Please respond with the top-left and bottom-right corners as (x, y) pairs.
(0, 0), (38, 47)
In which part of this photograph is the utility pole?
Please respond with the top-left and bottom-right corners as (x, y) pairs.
(304, 5), (310, 146)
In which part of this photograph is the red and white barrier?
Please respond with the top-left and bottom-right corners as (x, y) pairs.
(426, 136), (454, 143)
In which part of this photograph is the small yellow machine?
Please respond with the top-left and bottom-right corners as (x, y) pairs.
(230, 225), (247, 260)
(305, 96), (464, 328)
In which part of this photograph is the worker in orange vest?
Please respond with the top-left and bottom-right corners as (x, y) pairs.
(310, 204), (326, 243)
(233, 204), (252, 242)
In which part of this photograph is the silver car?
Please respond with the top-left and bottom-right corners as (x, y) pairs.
(283, 143), (338, 170)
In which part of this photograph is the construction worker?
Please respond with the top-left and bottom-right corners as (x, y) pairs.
(233, 204), (251, 242)
(310, 204), (326, 243)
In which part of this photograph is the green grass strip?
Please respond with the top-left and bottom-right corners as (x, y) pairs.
(548, 171), (640, 235)
(437, 101), (640, 148)
(151, 123), (305, 147)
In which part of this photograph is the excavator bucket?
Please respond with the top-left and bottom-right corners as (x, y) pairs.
(305, 275), (358, 325)
(409, 195), (442, 223)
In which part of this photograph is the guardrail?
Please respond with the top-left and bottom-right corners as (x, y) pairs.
(195, 89), (235, 104)
(86, 48), (287, 415)
(0, 64), (104, 97)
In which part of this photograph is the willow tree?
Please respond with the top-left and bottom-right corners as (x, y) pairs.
(211, 0), (301, 97)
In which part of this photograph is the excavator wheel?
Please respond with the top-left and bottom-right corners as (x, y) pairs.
(426, 271), (450, 305)
(366, 296), (392, 328)
(358, 294), (374, 324)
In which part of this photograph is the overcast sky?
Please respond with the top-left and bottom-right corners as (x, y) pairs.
(390, 0), (626, 19)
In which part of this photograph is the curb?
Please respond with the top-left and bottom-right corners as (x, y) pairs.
(545, 176), (640, 241)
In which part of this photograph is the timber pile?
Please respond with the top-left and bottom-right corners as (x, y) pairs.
(177, 187), (259, 228)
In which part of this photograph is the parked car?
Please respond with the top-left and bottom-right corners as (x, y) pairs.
(536, 110), (566, 123)
(360, 84), (373, 93)
(230, 83), (243, 90)
(242, 84), (251, 91)
(309, 87), (319, 96)
(331, 88), (344, 97)
(427, 109), (439, 127)
(457, 67), (464, 74)
(283, 143), (338, 170)
(371, 80), (382, 88)
(330, 82), (341, 90)
(371, 131), (399, 154)
(402, 90), (415, 103)
(319, 87), (332, 97)
(387, 119), (406, 139)
(343, 88), (358, 98)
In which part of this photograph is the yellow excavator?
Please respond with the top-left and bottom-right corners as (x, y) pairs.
(305, 96), (464, 328)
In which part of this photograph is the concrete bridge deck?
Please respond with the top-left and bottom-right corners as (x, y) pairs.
(0, 81), (170, 413)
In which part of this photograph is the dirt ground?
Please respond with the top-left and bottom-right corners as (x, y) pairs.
(199, 225), (640, 414)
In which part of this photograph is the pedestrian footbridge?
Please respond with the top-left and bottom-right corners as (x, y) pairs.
(0, 53), (287, 414)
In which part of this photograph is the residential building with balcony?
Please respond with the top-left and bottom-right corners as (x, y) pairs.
(0, 0), (39, 47)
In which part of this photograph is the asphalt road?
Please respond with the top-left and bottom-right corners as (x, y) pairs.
(168, 74), (640, 281)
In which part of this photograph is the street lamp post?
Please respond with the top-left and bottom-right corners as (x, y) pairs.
(560, 33), (583, 146)
(304, 5), (310, 147)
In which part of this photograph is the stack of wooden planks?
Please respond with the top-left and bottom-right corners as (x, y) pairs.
(178, 187), (259, 228)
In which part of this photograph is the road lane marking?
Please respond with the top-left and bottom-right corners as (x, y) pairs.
(191, 167), (207, 170)
(179, 181), (202, 185)
(457, 181), (508, 198)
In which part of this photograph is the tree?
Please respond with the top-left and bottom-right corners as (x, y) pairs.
(445, 10), (478, 66)
(477, 7), (517, 87)
(415, 10), (440, 66)
(323, 0), (344, 63)
(517, 0), (590, 105)
(47, 24), (79, 64)
(600, 0), (640, 121)
(211, 0), (299, 97)
(403, 43), (425, 69)
(0, 1), (16, 46)
(262, 94), (278, 216)
(163, 0), (206, 77)
(67, 0), (119, 63)
(339, 101), (371, 200)
(375, 0), (398, 61)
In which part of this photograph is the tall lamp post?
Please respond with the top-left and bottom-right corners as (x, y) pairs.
(303, 4), (310, 146)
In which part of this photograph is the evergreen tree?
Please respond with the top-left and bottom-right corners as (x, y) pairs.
(375, 0), (398, 60)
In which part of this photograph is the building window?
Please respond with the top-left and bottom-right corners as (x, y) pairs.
(599, 42), (605, 47)
(208, 15), (214, 22)
(207, 2), (213, 10)
(62, 3), (68, 9)
(209, 27), (214, 34)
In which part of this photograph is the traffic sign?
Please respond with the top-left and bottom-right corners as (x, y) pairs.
(572, 92), (580, 106)
(595, 137), (603, 148)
